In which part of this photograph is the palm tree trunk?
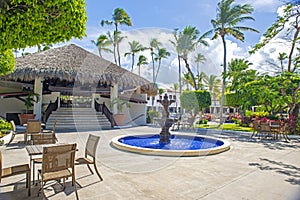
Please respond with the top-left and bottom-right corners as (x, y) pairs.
(131, 54), (135, 72)
(183, 59), (198, 90)
(154, 59), (161, 83)
(178, 55), (182, 119)
(288, 27), (299, 72)
(220, 35), (227, 125)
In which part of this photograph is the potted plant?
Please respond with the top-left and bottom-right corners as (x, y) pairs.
(18, 92), (40, 125)
(110, 98), (130, 126)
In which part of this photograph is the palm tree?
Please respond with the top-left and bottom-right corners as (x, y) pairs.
(107, 31), (126, 65)
(154, 48), (170, 83)
(101, 8), (132, 66)
(91, 34), (112, 57)
(278, 52), (288, 72)
(124, 40), (145, 72)
(171, 83), (179, 114)
(182, 72), (194, 90)
(194, 53), (206, 89)
(204, 0), (258, 123)
(149, 38), (162, 83)
(177, 25), (208, 90)
(137, 55), (148, 76)
(170, 29), (183, 118)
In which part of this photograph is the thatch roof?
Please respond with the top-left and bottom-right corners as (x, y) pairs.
(4, 44), (157, 96)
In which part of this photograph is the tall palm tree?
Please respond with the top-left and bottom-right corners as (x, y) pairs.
(171, 83), (179, 114)
(170, 29), (183, 118)
(149, 38), (162, 84)
(204, 0), (258, 123)
(278, 52), (288, 72)
(91, 34), (112, 57)
(177, 25), (208, 90)
(137, 55), (148, 76)
(182, 72), (194, 90)
(101, 8), (132, 66)
(124, 40), (145, 72)
(194, 53), (206, 89)
(107, 31), (126, 65)
(154, 48), (170, 83)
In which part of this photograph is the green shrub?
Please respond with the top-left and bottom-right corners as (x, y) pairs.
(0, 118), (12, 134)
(147, 110), (159, 123)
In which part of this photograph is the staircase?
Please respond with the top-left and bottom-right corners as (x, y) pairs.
(46, 107), (112, 132)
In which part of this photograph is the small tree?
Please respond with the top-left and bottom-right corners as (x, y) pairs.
(180, 90), (211, 122)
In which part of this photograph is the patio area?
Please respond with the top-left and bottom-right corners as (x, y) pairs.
(0, 126), (299, 200)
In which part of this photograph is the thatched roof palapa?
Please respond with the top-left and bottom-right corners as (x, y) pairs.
(5, 44), (157, 96)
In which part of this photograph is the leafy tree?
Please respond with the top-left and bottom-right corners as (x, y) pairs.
(0, 49), (15, 76)
(124, 40), (145, 72)
(249, 4), (299, 73)
(154, 48), (170, 83)
(91, 34), (112, 57)
(101, 8), (132, 66)
(204, 0), (258, 124)
(180, 90), (211, 122)
(0, 0), (86, 51)
(0, 0), (86, 75)
(137, 55), (148, 76)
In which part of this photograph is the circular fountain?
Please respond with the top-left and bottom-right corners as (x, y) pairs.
(111, 94), (231, 156)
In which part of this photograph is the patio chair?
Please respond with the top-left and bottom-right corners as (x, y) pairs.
(37, 143), (78, 199)
(31, 133), (57, 185)
(75, 134), (103, 181)
(25, 121), (41, 144)
(7, 120), (17, 145)
(259, 122), (272, 139)
(0, 151), (31, 196)
(43, 121), (57, 135)
(250, 120), (261, 138)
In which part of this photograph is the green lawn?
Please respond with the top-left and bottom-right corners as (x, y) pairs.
(196, 123), (253, 132)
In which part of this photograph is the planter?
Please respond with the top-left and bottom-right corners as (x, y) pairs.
(113, 114), (125, 126)
(18, 114), (36, 125)
(0, 131), (13, 146)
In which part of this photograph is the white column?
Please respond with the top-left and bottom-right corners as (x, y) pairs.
(33, 77), (43, 121)
(110, 83), (118, 114)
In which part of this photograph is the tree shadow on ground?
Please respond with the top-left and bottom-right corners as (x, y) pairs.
(194, 128), (300, 151)
(249, 158), (300, 186)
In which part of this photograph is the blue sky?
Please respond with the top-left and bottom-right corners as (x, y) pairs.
(84, 0), (283, 45)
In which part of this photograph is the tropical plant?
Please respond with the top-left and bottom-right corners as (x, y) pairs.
(91, 34), (112, 57)
(124, 40), (145, 72)
(110, 98), (130, 114)
(154, 48), (170, 83)
(203, 74), (222, 102)
(137, 55), (148, 76)
(24, 93), (40, 113)
(101, 8), (132, 66)
(204, 0), (258, 124)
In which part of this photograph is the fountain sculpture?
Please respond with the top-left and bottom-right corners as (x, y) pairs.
(157, 93), (175, 143)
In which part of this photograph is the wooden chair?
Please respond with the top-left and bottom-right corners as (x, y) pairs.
(31, 133), (57, 185)
(38, 143), (78, 199)
(260, 122), (272, 138)
(75, 134), (103, 181)
(25, 121), (41, 144)
(0, 151), (31, 196)
(43, 121), (57, 135)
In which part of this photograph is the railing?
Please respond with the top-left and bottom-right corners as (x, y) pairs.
(43, 97), (59, 122)
(94, 100), (116, 127)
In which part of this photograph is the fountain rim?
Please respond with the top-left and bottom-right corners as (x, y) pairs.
(111, 134), (231, 157)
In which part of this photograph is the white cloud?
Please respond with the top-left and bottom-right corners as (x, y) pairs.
(239, 0), (282, 12)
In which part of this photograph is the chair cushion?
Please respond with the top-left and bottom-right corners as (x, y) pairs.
(39, 169), (72, 181)
(2, 164), (30, 178)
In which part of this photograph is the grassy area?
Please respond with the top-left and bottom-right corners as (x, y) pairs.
(195, 123), (253, 132)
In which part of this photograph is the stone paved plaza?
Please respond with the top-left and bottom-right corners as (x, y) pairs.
(0, 126), (299, 200)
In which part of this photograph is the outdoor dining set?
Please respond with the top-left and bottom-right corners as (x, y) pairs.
(251, 120), (290, 142)
(0, 120), (103, 199)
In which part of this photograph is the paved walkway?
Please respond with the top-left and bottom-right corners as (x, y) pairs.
(0, 126), (299, 200)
